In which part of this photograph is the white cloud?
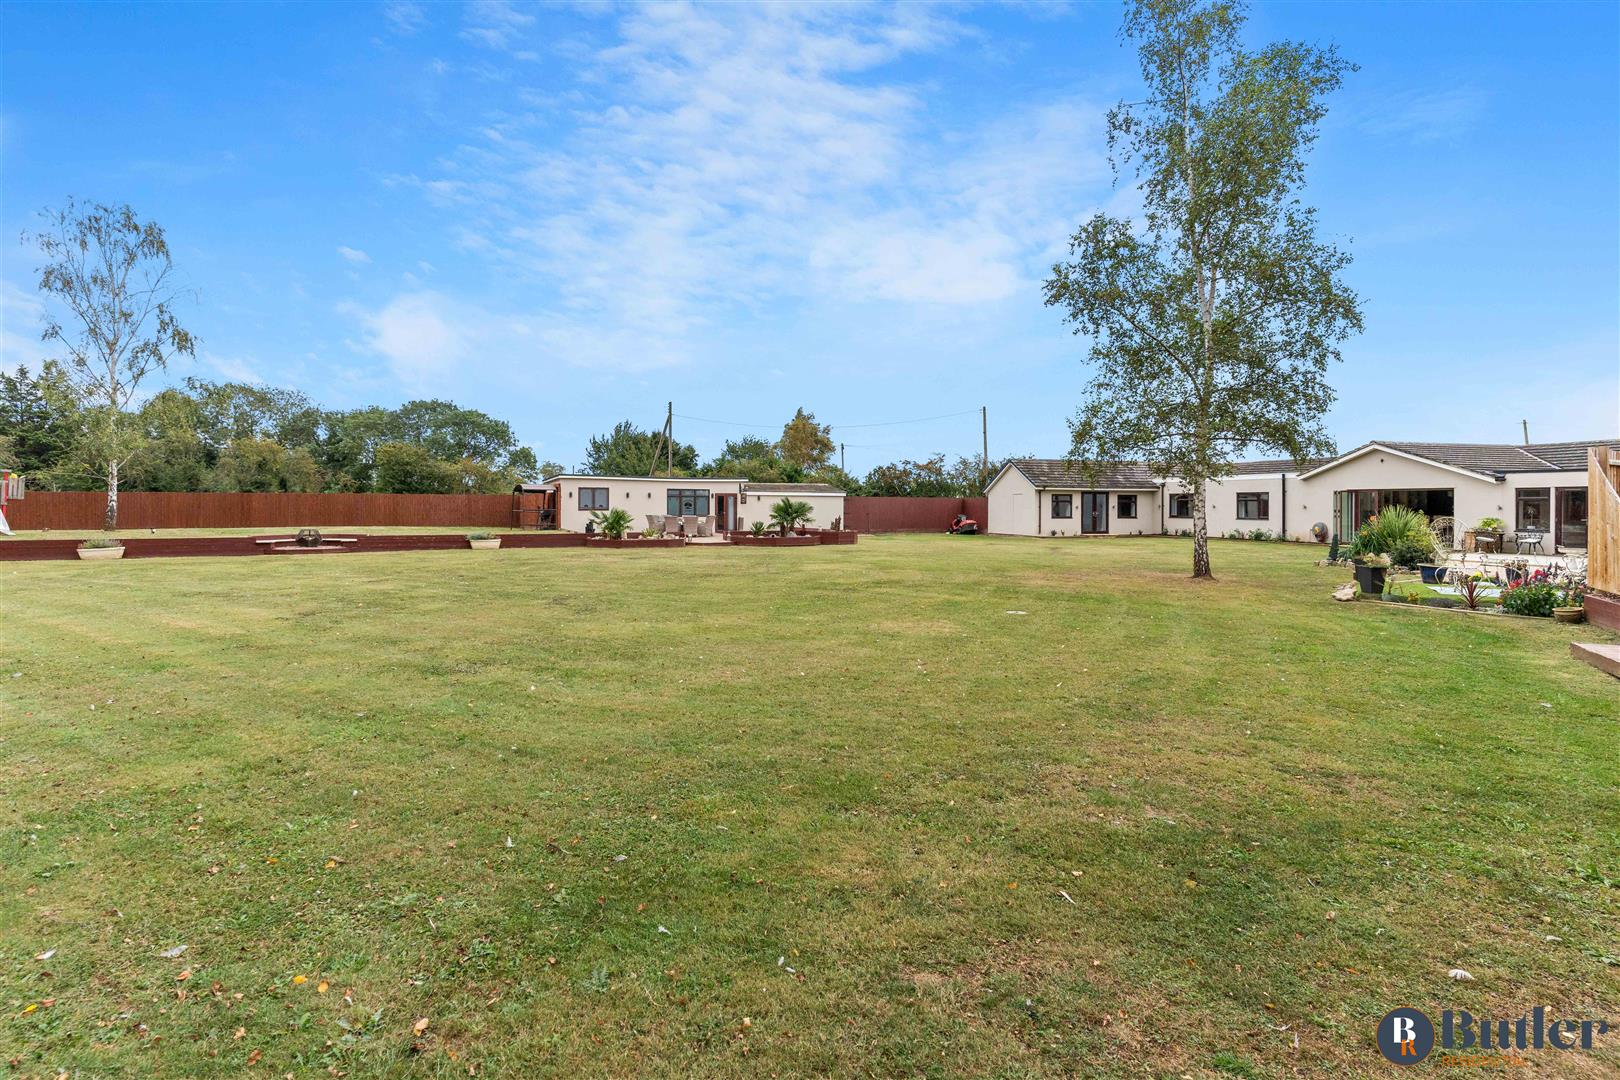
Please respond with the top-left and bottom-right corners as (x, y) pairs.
(0, 280), (51, 368)
(337, 245), (372, 264)
(462, 0), (538, 57)
(383, 0), (427, 36)
(345, 291), (473, 383)
(409, 3), (1107, 371)
(1361, 87), (1486, 143)
(202, 352), (268, 385)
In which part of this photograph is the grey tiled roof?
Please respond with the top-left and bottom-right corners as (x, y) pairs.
(741, 482), (846, 495)
(1376, 440), (1618, 475)
(1007, 459), (1162, 489)
(1227, 457), (1333, 475)
(1006, 456), (1325, 488)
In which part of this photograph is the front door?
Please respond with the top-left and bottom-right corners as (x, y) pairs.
(1081, 492), (1108, 534)
(714, 493), (737, 532)
(1558, 487), (1588, 549)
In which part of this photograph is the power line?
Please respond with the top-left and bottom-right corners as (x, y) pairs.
(827, 408), (982, 430)
(674, 407), (982, 431)
(672, 413), (778, 430)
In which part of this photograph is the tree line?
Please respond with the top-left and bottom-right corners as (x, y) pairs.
(578, 407), (1011, 497)
(1, 365), (549, 497)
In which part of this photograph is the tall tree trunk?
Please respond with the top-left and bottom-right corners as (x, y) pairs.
(1191, 477), (1211, 578)
(104, 459), (119, 531)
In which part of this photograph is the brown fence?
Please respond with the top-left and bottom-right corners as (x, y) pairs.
(842, 496), (988, 533)
(6, 491), (513, 531)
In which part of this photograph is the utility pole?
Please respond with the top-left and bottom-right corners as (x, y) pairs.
(981, 405), (989, 493)
(840, 442), (845, 473)
(667, 401), (674, 477)
(1521, 418), (1529, 445)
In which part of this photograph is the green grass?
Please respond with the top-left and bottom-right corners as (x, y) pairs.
(2, 535), (1616, 1078)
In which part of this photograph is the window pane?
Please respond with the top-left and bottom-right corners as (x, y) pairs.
(1516, 488), (1549, 530)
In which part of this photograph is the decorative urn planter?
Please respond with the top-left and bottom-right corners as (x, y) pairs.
(467, 537), (502, 550)
(1353, 562), (1386, 596)
(1418, 563), (1447, 585)
(1553, 606), (1586, 624)
(78, 544), (126, 561)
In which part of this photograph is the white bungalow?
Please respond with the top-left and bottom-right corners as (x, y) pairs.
(985, 439), (1615, 551)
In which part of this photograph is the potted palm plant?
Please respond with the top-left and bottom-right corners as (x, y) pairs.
(589, 508), (635, 540)
(768, 497), (813, 536)
(78, 537), (126, 560)
(466, 531), (501, 549)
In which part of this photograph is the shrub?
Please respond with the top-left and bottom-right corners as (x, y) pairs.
(1327, 532), (1340, 562)
(1349, 505), (1437, 567)
(590, 508), (635, 540)
(1501, 580), (1560, 617)
(1477, 516), (1505, 531)
(1226, 529), (1244, 540)
(466, 531), (494, 541)
(750, 520), (768, 537)
(79, 537), (123, 549)
(1247, 528), (1272, 542)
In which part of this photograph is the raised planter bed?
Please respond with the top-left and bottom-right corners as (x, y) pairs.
(726, 534), (819, 547)
(584, 537), (686, 549)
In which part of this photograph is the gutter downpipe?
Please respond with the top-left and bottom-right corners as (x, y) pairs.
(1281, 474), (1287, 540)
(1159, 482), (1166, 534)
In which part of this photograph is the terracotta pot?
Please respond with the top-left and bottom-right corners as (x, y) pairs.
(1553, 606), (1585, 624)
(77, 545), (125, 560)
(467, 538), (501, 549)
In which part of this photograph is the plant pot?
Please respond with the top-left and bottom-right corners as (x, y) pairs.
(1417, 563), (1445, 584)
(1553, 606), (1586, 624)
(467, 538), (501, 549)
(78, 545), (125, 560)
(1354, 564), (1386, 595)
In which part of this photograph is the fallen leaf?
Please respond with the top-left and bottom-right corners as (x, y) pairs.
(324, 859), (337, 870)
(35, 949), (55, 961)
(233, 1027), (245, 1040)
(316, 980), (329, 994)
(176, 969), (192, 982)
(292, 975), (307, 985)
(413, 1017), (431, 1035)
(247, 1048), (263, 1065)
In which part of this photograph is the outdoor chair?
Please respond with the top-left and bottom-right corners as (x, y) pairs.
(647, 514), (665, 534)
(1513, 529), (1547, 555)
(697, 516), (713, 537)
(683, 515), (700, 537)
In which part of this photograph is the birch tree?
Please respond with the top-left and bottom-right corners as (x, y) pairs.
(29, 201), (196, 529)
(1045, 0), (1361, 577)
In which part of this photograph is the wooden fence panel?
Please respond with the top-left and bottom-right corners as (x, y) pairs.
(1589, 446), (1620, 597)
(843, 496), (988, 533)
(7, 491), (513, 531)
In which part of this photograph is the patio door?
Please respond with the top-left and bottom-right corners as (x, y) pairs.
(1081, 492), (1108, 534)
(1557, 487), (1588, 549)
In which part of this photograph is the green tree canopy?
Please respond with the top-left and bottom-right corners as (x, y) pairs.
(1044, 0), (1359, 578)
(584, 420), (697, 477)
(777, 407), (834, 471)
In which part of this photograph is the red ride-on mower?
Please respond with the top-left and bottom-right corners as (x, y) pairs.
(947, 514), (979, 535)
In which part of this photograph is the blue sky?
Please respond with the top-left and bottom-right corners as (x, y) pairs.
(2, 0), (1616, 472)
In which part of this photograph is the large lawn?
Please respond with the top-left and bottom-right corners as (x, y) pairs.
(3, 535), (1616, 1078)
